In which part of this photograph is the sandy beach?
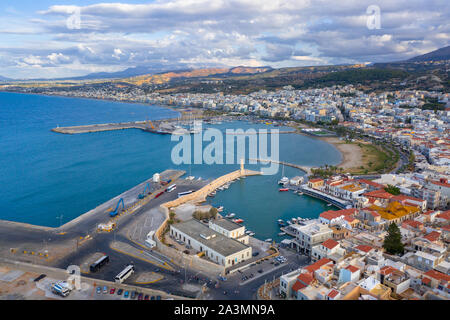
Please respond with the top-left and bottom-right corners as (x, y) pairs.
(318, 136), (365, 170)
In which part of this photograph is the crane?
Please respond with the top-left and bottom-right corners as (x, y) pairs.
(147, 120), (155, 130)
(109, 198), (125, 217)
(138, 183), (152, 199)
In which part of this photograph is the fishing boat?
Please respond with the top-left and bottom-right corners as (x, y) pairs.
(245, 230), (251, 235)
(225, 213), (236, 218)
(232, 218), (244, 224)
(264, 238), (273, 243)
(278, 232), (286, 236)
(217, 206), (224, 212)
(291, 218), (298, 224)
(249, 232), (255, 236)
(287, 220), (292, 225)
(279, 188), (289, 192)
(297, 192), (304, 195)
(277, 219), (285, 226)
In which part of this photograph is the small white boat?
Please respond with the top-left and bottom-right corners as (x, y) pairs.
(287, 221), (292, 225)
(297, 192), (304, 195)
(291, 218), (298, 223)
(245, 230), (252, 235)
(264, 238), (273, 243)
(327, 203), (333, 207)
(217, 206), (224, 212)
(278, 232), (286, 236)
(249, 232), (255, 236)
(225, 213), (236, 218)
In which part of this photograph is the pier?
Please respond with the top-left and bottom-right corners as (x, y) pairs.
(249, 158), (314, 175)
(298, 185), (352, 209)
(51, 119), (180, 135)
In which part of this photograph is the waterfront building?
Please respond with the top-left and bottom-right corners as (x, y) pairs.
(208, 218), (249, 244)
(291, 220), (333, 255)
(170, 219), (252, 267)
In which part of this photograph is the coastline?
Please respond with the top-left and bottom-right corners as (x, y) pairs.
(318, 136), (364, 170)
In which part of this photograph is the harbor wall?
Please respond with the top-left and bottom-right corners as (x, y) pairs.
(161, 169), (261, 209)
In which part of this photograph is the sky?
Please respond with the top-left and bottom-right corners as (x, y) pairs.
(0, 0), (449, 79)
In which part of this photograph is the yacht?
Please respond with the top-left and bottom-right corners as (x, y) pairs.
(217, 206), (224, 212)
(225, 213), (236, 218)
(264, 238), (273, 243)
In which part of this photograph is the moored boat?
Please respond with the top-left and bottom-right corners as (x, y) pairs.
(279, 188), (289, 192)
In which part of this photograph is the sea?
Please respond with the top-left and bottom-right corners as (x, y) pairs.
(0, 92), (341, 241)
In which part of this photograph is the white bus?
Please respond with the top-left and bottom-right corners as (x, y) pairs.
(114, 265), (135, 283)
(167, 184), (177, 192)
(177, 190), (193, 198)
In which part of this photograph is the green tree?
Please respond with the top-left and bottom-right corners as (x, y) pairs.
(383, 223), (405, 255)
(385, 184), (401, 195)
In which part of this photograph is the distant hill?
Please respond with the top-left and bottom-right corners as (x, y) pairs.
(407, 45), (450, 62)
(121, 66), (273, 85)
(55, 65), (187, 80)
(0, 75), (12, 81)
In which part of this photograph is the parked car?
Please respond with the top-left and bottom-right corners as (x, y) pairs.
(124, 291), (129, 298)
(150, 296), (155, 300)
(252, 252), (259, 257)
(144, 295), (149, 300)
(96, 286), (102, 294)
(218, 275), (227, 281)
(109, 288), (115, 294)
(138, 293), (143, 300)
(117, 289), (123, 295)
(131, 291), (137, 299)
(103, 286), (108, 294)
(258, 269), (263, 273)
(156, 296), (161, 300)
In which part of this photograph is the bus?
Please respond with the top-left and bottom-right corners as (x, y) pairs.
(177, 190), (193, 198)
(167, 184), (177, 192)
(89, 255), (109, 273)
(114, 265), (135, 284)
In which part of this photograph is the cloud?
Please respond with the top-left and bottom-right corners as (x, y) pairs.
(0, 0), (448, 78)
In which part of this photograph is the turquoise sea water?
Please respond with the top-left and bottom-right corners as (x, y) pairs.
(0, 92), (341, 240)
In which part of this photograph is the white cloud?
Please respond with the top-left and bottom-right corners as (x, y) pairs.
(0, 0), (448, 78)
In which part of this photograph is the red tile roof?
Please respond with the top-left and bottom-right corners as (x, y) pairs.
(422, 277), (431, 285)
(424, 270), (450, 282)
(431, 180), (450, 188)
(363, 189), (393, 199)
(357, 179), (385, 189)
(292, 280), (307, 292)
(391, 195), (425, 203)
(401, 220), (423, 229)
(309, 178), (324, 183)
(355, 244), (373, 253)
(345, 265), (359, 273)
(423, 231), (441, 242)
(319, 208), (357, 221)
(322, 239), (339, 250)
(327, 289), (340, 299)
(437, 210), (450, 221)
(297, 273), (314, 285)
(380, 265), (396, 276)
(304, 258), (333, 273)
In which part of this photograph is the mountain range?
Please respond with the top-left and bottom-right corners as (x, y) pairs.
(0, 45), (449, 82)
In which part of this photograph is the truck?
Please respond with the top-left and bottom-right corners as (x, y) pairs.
(145, 230), (156, 248)
(161, 179), (172, 186)
(51, 281), (73, 297)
